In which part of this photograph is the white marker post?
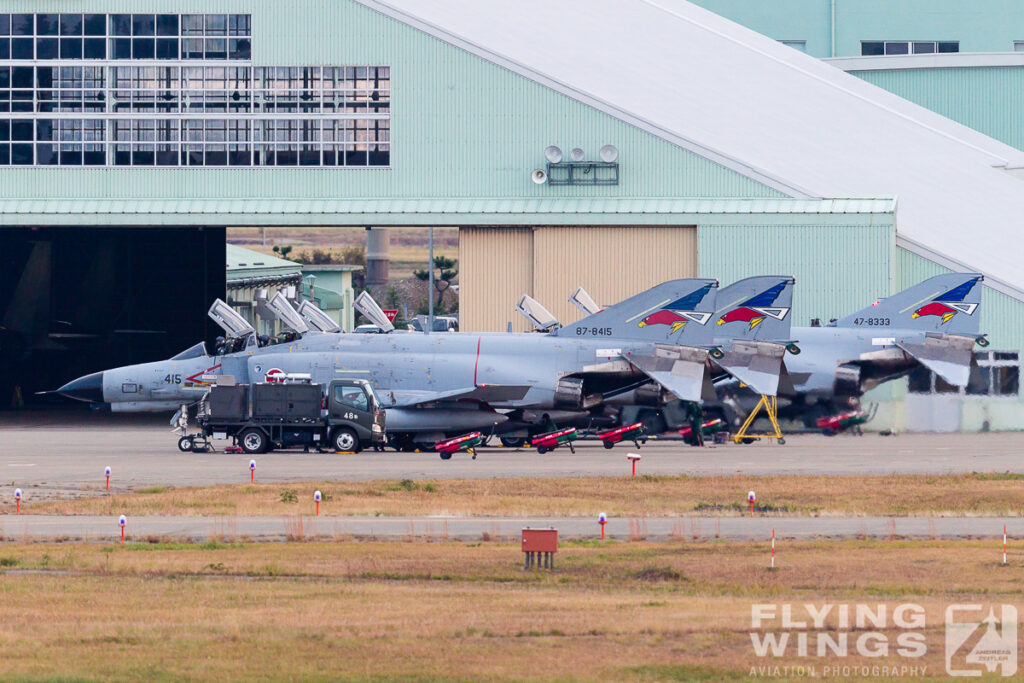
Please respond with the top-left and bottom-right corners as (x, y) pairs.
(627, 453), (642, 477)
(314, 490), (322, 516)
(14, 488), (21, 514)
(599, 512), (607, 541)
(119, 514), (127, 543)
(1003, 524), (1008, 566)
(748, 490), (756, 517)
(249, 459), (256, 484)
(771, 528), (776, 569)
(105, 466), (111, 492)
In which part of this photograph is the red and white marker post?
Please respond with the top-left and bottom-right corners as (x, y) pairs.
(14, 488), (21, 514)
(627, 453), (642, 477)
(1003, 524), (1008, 565)
(599, 512), (607, 540)
(119, 514), (127, 543)
(314, 490), (322, 516)
(249, 459), (256, 484)
(105, 466), (111, 492)
(748, 490), (756, 517)
(771, 528), (776, 569)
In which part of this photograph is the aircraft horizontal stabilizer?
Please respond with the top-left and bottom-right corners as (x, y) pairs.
(388, 384), (532, 408)
(715, 340), (786, 396)
(897, 334), (976, 387)
(624, 344), (710, 403)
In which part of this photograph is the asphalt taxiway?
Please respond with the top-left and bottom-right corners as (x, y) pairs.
(2, 418), (1023, 499)
(2, 514), (1019, 543)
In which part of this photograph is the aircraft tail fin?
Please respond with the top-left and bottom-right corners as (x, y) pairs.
(554, 278), (718, 345)
(835, 273), (983, 335)
(714, 276), (794, 341)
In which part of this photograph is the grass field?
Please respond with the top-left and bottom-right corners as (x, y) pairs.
(23, 473), (1024, 518)
(0, 539), (1017, 680)
(226, 226), (459, 279)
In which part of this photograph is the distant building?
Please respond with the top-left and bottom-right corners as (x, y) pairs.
(300, 264), (361, 333)
(225, 244), (301, 337)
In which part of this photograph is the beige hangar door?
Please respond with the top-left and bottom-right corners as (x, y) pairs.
(532, 226), (697, 326)
(459, 225), (697, 332)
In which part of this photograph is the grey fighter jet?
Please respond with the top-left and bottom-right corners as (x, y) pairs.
(783, 273), (986, 403)
(58, 278), (742, 447)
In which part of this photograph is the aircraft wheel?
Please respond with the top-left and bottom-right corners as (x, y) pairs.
(777, 438), (786, 445)
(537, 446), (548, 454)
(639, 411), (666, 436)
(499, 436), (526, 448)
(240, 428), (268, 454)
(331, 428), (360, 453)
(177, 436), (193, 452)
(602, 441), (614, 450)
(439, 451), (453, 460)
(741, 437), (755, 445)
(822, 428), (838, 437)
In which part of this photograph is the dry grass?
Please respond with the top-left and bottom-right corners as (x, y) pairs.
(22, 473), (1024, 518)
(227, 227), (459, 279)
(0, 539), (1017, 681)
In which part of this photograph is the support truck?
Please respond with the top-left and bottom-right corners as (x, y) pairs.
(181, 377), (385, 454)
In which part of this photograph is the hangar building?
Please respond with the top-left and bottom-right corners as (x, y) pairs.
(692, 0), (1024, 152)
(1, 0), (1022, 430)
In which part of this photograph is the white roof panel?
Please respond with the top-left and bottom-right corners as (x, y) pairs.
(362, 0), (1024, 299)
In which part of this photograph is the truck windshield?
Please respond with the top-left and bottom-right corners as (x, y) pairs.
(334, 385), (368, 411)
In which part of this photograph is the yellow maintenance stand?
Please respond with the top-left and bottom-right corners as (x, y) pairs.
(731, 394), (785, 445)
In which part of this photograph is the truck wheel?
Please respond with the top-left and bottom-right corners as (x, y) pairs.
(240, 429), (268, 454)
(177, 436), (193, 452)
(499, 436), (526, 448)
(331, 428), (360, 453)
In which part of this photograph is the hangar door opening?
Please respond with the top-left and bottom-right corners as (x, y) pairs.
(459, 226), (697, 332)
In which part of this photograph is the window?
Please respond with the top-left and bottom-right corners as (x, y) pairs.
(333, 386), (368, 411)
(779, 40), (806, 52)
(910, 351), (1019, 397)
(0, 13), (248, 60)
(0, 14), (389, 168)
(861, 40), (959, 56)
(1015, 41), (1024, 52)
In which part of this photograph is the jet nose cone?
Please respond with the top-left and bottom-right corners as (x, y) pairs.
(57, 371), (105, 403)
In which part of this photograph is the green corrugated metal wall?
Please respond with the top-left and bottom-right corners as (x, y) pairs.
(698, 220), (895, 327)
(852, 67), (1024, 151)
(895, 248), (1023, 354)
(691, 0), (1024, 58)
(0, 0), (782, 201)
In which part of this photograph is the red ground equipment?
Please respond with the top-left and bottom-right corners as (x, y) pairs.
(434, 432), (484, 460)
(816, 410), (869, 436)
(531, 427), (578, 454)
(678, 418), (726, 440)
(597, 422), (646, 450)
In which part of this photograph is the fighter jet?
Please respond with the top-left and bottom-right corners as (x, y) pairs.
(616, 273), (987, 433)
(58, 278), (733, 448)
(783, 273), (986, 404)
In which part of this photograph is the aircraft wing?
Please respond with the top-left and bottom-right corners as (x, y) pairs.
(896, 334), (976, 387)
(387, 384), (532, 408)
(714, 340), (786, 396)
(623, 345), (712, 402)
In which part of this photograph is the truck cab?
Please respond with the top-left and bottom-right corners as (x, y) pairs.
(326, 379), (385, 451)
